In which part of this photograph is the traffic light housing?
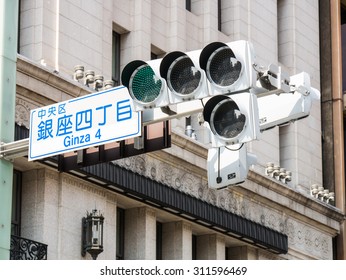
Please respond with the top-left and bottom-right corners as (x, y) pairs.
(257, 72), (319, 131)
(199, 40), (256, 95)
(160, 50), (209, 104)
(121, 50), (210, 111)
(207, 145), (257, 189)
(120, 40), (318, 190)
(203, 92), (260, 147)
(121, 40), (257, 113)
(121, 59), (170, 111)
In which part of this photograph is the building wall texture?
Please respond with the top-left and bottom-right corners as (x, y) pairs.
(12, 0), (343, 260)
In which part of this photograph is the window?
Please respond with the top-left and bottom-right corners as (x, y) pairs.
(11, 170), (22, 236)
(116, 208), (125, 259)
(186, 0), (191, 12)
(156, 222), (162, 260)
(17, 0), (22, 53)
(192, 234), (197, 260)
(218, 0), (222, 32)
(112, 31), (121, 86)
(151, 52), (158, 60)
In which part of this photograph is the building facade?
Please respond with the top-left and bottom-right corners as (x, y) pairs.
(1, 0), (345, 259)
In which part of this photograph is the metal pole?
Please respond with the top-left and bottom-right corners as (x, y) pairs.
(0, 0), (19, 260)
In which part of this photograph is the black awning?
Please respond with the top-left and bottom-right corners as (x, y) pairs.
(82, 162), (288, 254)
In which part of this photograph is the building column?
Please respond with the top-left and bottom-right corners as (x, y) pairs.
(162, 221), (192, 260)
(124, 207), (156, 259)
(125, 0), (152, 60)
(196, 234), (225, 260)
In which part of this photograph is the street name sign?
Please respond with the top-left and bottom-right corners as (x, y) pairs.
(29, 86), (141, 161)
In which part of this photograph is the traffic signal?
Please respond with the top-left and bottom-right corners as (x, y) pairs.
(120, 40), (317, 190)
(121, 50), (209, 112)
(198, 40), (259, 187)
(121, 40), (257, 113)
(199, 40), (256, 95)
(121, 59), (170, 112)
(207, 145), (257, 189)
(202, 92), (260, 147)
(159, 50), (209, 104)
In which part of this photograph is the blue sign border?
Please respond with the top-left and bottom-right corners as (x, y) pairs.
(29, 86), (141, 160)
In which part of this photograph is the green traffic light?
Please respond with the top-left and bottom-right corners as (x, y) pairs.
(130, 65), (162, 104)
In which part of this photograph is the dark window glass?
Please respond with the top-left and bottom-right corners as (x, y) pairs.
(218, 0), (222, 31)
(156, 222), (162, 260)
(192, 234), (197, 260)
(11, 170), (22, 236)
(112, 31), (121, 86)
(116, 208), (125, 259)
(186, 0), (191, 12)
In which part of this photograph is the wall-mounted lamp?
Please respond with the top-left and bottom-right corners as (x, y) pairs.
(185, 125), (197, 140)
(84, 70), (95, 87)
(310, 184), (335, 205)
(265, 162), (291, 184)
(94, 75), (104, 91)
(103, 80), (114, 90)
(281, 170), (292, 184)
(81, 209), (104, 260)
(326, 192), (335, 204)
(73, 66), (114, 92)
(74, 65), (85, 81)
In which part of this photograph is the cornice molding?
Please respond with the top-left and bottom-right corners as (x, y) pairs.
(16, 54), (91, 103)
(247, 170), (345, 224)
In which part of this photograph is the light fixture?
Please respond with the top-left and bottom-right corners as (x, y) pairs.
(185, 125), (197, 140)
(310, 184), (335, 205)
(103, 80), (114, 90)
(321, 189), (329, 201)
(265, 162), (291, 184)
(265, 162), (280, 179)
(310, 184), (319, 197)
(265, 163), (280, 179)
(74, 65), (85, 81)
(281, 170), (292, 184)
(271, 165), (280, 179)
(279, 168), (287, 180)
(316, 185), (325, 200)
(265, 162), (274, 176)
(94, 75), (104, 91)
(326, 192), (335, 204)
(81, 209), (104, 260)
(85, 70), (95, 86)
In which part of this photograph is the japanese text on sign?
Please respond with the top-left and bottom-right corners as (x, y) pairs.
(29, 86), (141, 161)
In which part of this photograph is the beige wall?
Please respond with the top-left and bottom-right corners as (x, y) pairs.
(21, 168), (117, 260)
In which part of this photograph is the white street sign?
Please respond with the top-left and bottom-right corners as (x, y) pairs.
(29, 86), (141, 161)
